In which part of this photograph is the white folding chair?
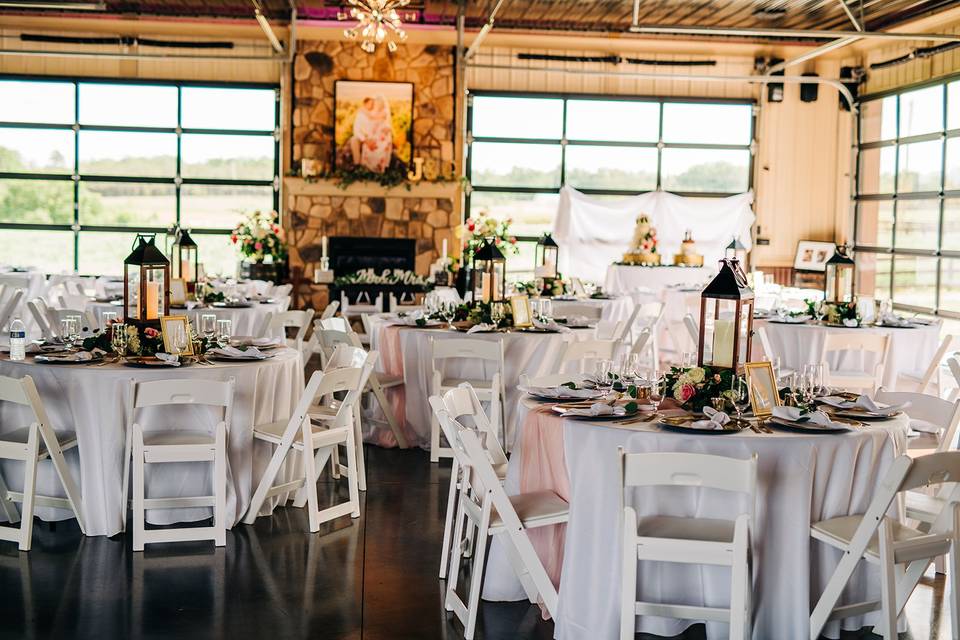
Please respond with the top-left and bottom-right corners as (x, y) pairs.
(320, 300), (340, 320)
(0, 287), (24, 332)
(683, 313), (700, 346)
(243, 346), (375, 532)
(553, 303), (602, 321)
(341, 290), (385, 319)
(619, 450), (757, 640)
(27, 298), (56, 342)
(551, 338), (618, 375)
(897, 334), (956, 396)
(124, 377), (235, 551)
(755, 325), (796, 382)
(878, 389), (960, 455)
(429, 337), (506, 462)
(256, 308), (315, 354)
(439, 411), (568, 639)
(820, 332), (891, 394)
(809, 452), (960, 640)
(0, 375), (86, 551)
(428, 383), (508, 580)
(48, 307), (97, 334)
(58, 293), (91, 311)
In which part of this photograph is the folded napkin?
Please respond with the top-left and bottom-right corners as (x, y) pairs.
(692, 406), (731, 430)
(210, 346), (269, 360)
(879, 312), (911, 327)
(524, 385), (599, 399)
(564, 315), (592, 328)
(819, 395), (908, 416)
(463, 323), (494, 334)
(154, 352), (181, 367)
(403, 310), (428, 326)
(562, 402), (626, 417)
(532, 318), (570, 332)
(772, 406), (856, 431)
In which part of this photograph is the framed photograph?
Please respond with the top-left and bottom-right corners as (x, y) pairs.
(169, 278), (187, 306)
(159, 315), (195, 356)
(510, 295), (532, 328)
(334, 80), (414, 174)
(744, 361), (781, 417)
(793, 240), (836, 272)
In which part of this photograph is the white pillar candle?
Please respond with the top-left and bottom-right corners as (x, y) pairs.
(441, 237), (448, 260)
(711, 318), (734, 368)
(321, 235), (328, 259)
(145, 281), (160, 320)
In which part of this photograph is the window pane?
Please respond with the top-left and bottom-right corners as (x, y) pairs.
(180, 134), (275, 180)
(79, 131), (176, 177)
(193, 234), (238, 278)
(950, 81), (960, 130)
(470, 142), (561, 189)
(505, 240), (537, 278)
(181, 184), (274, 230)
(181, 87), (275, 131)
(0, 178), (73, 224)
(77, 231), (140, 276)
(469, 191), (560, 238)
(856, 200), (893, 247)
(565, 146), (658, 190)
(0, 229), (73, 272)
(894, 199), (939, 251)
(856, 252), (891, 300)
(79, 182), (175, 227)
(893, 254), (938, 309)
(945, 137), (960, 190)
(899, 85), (943, 138)
(0, 80), (74, 124)
(0, 128), (73, 173)
(860, 96), (897, 143)
(661, 148), (750, 193)
(941, 199), (960, 250)
(897, 139), (942, 193)
(565, 100), (659, 142)
(662, 103), (751, 145)
(858, 146), (896, 194)
(471, 96), (563, 140)
(78, 83), (177, 127)
(940, 257), (960, 313)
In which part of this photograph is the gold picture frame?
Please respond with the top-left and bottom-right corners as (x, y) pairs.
(510, 294), (532, 328)
(744, 361), (780, 417)
(169, 278), (187, 306)
(159, 315), (195, 356)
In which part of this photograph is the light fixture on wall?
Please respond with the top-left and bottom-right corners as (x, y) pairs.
(342, 0), (410, 53)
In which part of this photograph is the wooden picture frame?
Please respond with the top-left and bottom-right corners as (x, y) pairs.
(510, 295), (532, 328)
(160, 315), (195, 356)
(169, 278), (187, 306)
(793, 240), (836, 273)
(744, 361), (780, 417)
(334, 79), (414, 173)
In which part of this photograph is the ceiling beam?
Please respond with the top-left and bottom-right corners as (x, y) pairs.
(628, 25), (960, 42)
(766, 36), (862, 74)
(464, 0), (506, 60)
(836, 0), (864, 32)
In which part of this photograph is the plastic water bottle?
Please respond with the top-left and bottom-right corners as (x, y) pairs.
(8, 316), (26, 361)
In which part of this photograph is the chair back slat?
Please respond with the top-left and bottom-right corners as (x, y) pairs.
(0, 288), (23, 330)
(0, 374), (32, 406)
(442, 382), (507, 466)
(431, 337), (502, 362)
(325, 343), (368, 371)
(133, 378), (235, 409)
(900, 451), (960, 493)
(317, 316), (350, 332)
(320, 300), (340, 320)
(621, 451), (758, 495)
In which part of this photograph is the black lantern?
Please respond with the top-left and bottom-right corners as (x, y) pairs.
(725, 237), (747, 264)
(698, 258), (755, 371)
(534, 232), (559, 279)
(824, 244), (856, 303)
(163, 223), (180, 258)
(472, 239), (506, 303)
(124, 234), (170, 328)
(171, 227), (199, 295)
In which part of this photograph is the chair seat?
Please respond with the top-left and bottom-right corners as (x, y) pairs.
(489, 490), (569, 531)
(0, 427), (78, 458)
(812, 515), (932, 560)
(141, 430), (213, 447)
(907, 431), (941, 453)
(635, 515), (736, 544)
(253, 419), (348, 449)
(905, 490), (944, 523)
(440, 377), (494, 390)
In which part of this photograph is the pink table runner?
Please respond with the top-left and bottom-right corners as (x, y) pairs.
(368, 324), (414, 448)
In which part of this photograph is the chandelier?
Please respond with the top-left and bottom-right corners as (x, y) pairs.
(343, 0), (410, 54)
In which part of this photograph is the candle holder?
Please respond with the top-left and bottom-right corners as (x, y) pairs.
(123, 234), (170, 329)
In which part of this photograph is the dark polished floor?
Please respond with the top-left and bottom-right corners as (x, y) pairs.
(0, 446), (952, 640)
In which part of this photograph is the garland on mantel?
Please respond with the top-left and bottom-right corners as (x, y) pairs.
(288, 167), (457, 191)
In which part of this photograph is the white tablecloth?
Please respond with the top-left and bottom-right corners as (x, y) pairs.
(604, 265), (713, 297)
(550, 296), (634, 325)
(366, 316), (595, 450)
(0, 350), (303, 536)
(484, 407), (909, 640)
(757, 320), (941, 389)
(85, 301), (283, 338)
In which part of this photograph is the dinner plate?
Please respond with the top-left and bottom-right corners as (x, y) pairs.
(207, 353), (276, 362)
(829, 408), (902, 421)
(34, 353), (103, 365)
(767, 417), (862, 434)
(768, 317), (810, 324)
(212, 302), (254, 309)
(552, 404), (642, 420)
(657, 416), (744, 434)
(525, 389), (605, 402)
(519, 327), (561, 334)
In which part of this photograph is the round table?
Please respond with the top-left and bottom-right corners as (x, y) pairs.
(603, 264), (713, 296)
(86, 301), (284, 338)
(366, 315), (597, 450)
(550, 296), (634, 324)
(757, 319), (942, 389)
(483, 402), (910, 639)
(0, 349), (303, 537)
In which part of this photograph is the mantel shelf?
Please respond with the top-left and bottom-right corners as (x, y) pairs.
(284, 177), (459, 200)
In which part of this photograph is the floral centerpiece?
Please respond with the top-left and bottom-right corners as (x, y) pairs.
(81, 320), (207, 358)
(662, 365), (739, 413)
(824, 300), (860, 327)
(455, 211), (519, 263)
(515, 278), (569, 297)
(232, 210), (286, 263)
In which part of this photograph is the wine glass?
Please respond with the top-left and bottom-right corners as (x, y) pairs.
(425, 291), (438, 317)
(170, 323), (188, 358)
(440, 301), (456, 328)
(111, 322), (127, 356)
(60, 317), (79, 348)
(201, 313), (217, 345)
(648, 374), (666, 419)
(595, 358), (613, 392)
(681, 351), (697, 368)
(540, 299), (553, 322)
(731, 376), (750, 423)
(490, 302), (504, 327)
(627, 353), (642, 384)
(216, 318), (233, 348)
(530, 298), (542, 322)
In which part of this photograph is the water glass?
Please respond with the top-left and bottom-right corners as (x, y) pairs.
(531, 298), (542, 321)
(169, 323), (187, 357)
(540, 299), (553, 322)
(60, 317), (79, 347)
(216, 319), (233, 348)
(201, 313), (217, 341)
(111, 323), (127, 355)
(681, 351), (697, 368)
(648, 374), (666, 414)
(595, 359), (613, 391)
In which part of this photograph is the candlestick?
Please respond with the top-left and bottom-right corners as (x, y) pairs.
(321, 235), (328, 259)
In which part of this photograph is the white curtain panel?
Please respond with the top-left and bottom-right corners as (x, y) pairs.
(552, 186), (756, 283)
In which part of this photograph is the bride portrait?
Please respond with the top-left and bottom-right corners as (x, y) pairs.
(334, 80), (413, 175)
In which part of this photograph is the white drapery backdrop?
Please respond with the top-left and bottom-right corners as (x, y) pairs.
(552, 186), (756, 283)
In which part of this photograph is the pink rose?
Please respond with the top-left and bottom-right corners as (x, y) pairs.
(144, 327), (159, 338)
(254, 242), (263, 250)
(678, 383), (696, 403)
